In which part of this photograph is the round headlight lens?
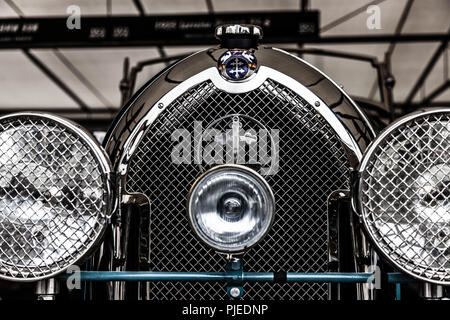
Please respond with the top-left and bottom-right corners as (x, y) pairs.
(187, 165), (275, 253)
(0, 113), (111, 281)
(359, 109), (450, 284)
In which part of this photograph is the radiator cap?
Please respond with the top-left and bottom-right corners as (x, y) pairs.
(215, 24), (263, 49)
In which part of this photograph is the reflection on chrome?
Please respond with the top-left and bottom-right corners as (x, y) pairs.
(188, 165), (274, 252)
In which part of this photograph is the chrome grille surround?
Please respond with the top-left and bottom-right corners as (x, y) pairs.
(125, 66), (357, 299)
(359, 109), (450, 284)
(0, 113), (111, 281)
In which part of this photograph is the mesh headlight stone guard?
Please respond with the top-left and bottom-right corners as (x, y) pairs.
(358, 108), (450, 284)
(0, 113), (112, 281)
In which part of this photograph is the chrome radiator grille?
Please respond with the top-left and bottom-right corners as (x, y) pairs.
(126, 79), (350, 299)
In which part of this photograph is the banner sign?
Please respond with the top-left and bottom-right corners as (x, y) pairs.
(0, 11), (319, 48)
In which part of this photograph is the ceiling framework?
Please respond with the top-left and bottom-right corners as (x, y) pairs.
(3, 0), (114, 116)
(0, 0), (448, 129)
(404, 34), (450, 105)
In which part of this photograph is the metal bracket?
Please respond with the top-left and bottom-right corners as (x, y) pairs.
(225, 258), (244, 298)
(36, 278), (59, 301)
(420, 283), (444, 300)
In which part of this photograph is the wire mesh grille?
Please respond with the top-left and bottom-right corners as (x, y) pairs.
(361, 111), (450, 283)
(127, 79), (350, 299)
(0, 115), (108, 280)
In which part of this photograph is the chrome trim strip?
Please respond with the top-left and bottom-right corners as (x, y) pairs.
(327, 189), (350, 300)
(118, 66), (363, 177)
(272, 47), (377, 139)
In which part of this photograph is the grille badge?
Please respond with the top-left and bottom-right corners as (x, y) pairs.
(218, 49), (257, 81)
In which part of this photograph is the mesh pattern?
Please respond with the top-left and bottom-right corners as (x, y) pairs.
(127, 79), (350, 299)
(0, 115), (107, 280)
(361, 112), (450, 283)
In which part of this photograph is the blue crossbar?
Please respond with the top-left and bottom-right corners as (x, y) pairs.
(60, 271), (413, 283)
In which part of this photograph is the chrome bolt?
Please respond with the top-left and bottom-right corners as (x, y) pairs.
(229, 287), (241, 298)
(314, 101), (320, 107)
(158, 103), (164, 109)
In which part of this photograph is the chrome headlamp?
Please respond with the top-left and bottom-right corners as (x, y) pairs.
(0, 113), (112, 281)
(187, 164), (275, 253)
(358, 108), (450, 284)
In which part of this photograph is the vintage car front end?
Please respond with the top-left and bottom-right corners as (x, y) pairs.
(0, 24), (448, 301)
